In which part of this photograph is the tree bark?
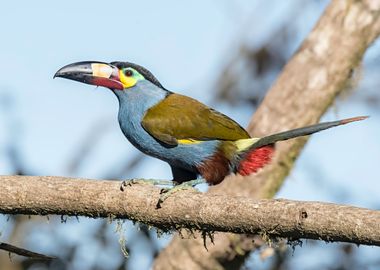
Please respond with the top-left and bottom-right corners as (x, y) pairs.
(153, 1), (380, 269)
(0, 175), (379, 247)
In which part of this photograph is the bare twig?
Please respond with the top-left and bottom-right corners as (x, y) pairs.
(0, 242), (55, 261)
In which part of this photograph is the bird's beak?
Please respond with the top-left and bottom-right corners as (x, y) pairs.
(54, 61), (124, 90)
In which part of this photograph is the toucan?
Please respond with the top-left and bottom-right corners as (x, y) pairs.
(55, 61), (366, 206)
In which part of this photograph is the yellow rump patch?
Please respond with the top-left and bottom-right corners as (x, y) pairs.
(235, 138), (260, 151)
(178, 139), (202, 145)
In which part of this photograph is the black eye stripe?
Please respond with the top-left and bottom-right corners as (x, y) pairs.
(124, 69), (133, 77)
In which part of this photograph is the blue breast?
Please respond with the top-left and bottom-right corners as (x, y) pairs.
(113, 80), (219, 171)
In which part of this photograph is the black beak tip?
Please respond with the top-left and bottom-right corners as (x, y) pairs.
(53, 68), (66, 79)
(54, 61), (96, 81)
(53, 61), (121, 89)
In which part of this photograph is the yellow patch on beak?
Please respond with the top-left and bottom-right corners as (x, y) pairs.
(91, 63), (113, 78)
(119, 70), (137, 89)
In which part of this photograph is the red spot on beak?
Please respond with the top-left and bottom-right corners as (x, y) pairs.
(91, 77), (124, 90)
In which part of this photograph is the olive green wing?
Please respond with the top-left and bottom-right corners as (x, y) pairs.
(141, 93), (250, 146)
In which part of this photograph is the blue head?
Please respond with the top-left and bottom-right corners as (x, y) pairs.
(54, 60), (170, 120)
(108, 61), (169, 109)
(55, 60), (168, 99)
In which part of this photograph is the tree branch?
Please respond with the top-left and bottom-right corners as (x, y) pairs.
(154, 1), (380, 269)
(0, 175), (379, 247)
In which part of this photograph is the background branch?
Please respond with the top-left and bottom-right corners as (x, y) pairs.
(0, 242), (55, 261)
(154, 1), (380, 269)
(0, 175), (379, 247)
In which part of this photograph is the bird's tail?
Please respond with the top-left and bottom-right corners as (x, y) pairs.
(234, 116), (368, 176)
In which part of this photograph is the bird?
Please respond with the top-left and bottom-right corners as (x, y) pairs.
(54, 61), (367, 207)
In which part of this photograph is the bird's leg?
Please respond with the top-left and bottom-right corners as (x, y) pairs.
(120, 179), (174, 191)
(156, 178), (206, 208)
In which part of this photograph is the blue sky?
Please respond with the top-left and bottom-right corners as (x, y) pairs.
(0, 0), (258, 176)
(0, 1), (305, 177)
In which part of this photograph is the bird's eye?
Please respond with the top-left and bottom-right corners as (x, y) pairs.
(124, 69), (133, 77)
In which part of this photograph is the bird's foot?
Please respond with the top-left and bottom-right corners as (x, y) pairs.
(156, 179), (206, 208)
(120, 179), (174, 191)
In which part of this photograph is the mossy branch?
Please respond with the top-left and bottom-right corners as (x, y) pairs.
(0, 175), (379, 247)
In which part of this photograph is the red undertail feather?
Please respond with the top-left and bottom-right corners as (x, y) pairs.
(237, 145), (275, 176)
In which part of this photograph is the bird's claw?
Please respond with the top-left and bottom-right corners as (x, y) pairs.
(156, 179), (206, 208)
(120, 179), (175, 191)
(159, 188), (170, 194)
(120, 179), (138, 191)
(120, 178), (205, 207)
(156, 185), (193, 208)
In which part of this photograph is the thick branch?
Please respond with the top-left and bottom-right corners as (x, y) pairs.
(154, 1), (380, 269)
(0, 175), (379, 247)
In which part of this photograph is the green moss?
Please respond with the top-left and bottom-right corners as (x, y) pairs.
(115, 220), (129, 258)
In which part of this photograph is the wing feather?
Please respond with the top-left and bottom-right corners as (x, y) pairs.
(141, 93), (250, 146)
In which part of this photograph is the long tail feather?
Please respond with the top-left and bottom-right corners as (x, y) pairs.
(251, 116), (368, 149)
(235, 116), (367, 176)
